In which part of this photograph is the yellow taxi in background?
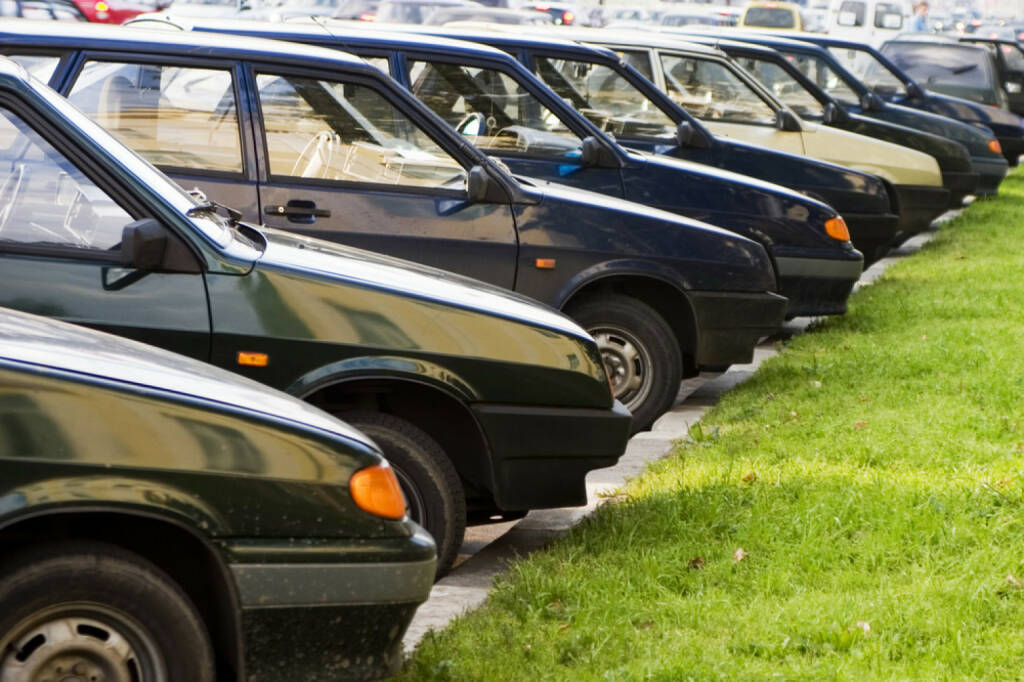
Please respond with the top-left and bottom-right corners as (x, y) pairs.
(739, 1), (804, 31)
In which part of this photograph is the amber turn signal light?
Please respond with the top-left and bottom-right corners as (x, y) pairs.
(237, 351), (268, 367)
(824, 216), (850, 242)
(350, 463), (406, 520)
(989, 139), (1003, 154)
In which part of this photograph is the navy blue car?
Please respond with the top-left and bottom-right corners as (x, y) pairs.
(173, 18), (866, 323)
(0, 21), (787, 431)
(676, 30), (1013, 193)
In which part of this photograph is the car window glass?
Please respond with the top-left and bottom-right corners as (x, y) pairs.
(363, 56), (391, 74)
(781, 51), (860, 106)
(828, 47), (903, 95)
(8, 54), (61, 83)
(615, 49), (655, 81)
(658, 54), (777, 125)
(836, 0), (865, 26)
(873, 2), (902, 28)
(744, 6), (795, 28)
(533, 56), (676, 138)
(256, 73), (467, 188)
(735, 56), (825, 119)
(881, 44), (993, 92)
(0, 107), (132, 252)
(68, 61), (243, 174)
(1001, 44), (1024, 72)
(407, 59), (582, 159)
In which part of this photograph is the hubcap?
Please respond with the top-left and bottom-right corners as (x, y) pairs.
(392, 464), (427, 527)
(591, 326), (654, 413)
(0, 605), (165, 682)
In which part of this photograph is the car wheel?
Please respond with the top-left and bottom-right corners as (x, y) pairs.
(345, 411), (466, 578)
(0, 541), (214, 682)
(567, 294), (683, 432)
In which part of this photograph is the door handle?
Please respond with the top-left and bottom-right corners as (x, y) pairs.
(264, 200), (331, 224)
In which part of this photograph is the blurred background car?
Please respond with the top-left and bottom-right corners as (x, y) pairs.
(423, 5), (551, 24)
(739, 0), (805, 30)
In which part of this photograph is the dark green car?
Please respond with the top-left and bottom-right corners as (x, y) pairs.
(0, 307), (435, 681)
(0, 56), (631, 575)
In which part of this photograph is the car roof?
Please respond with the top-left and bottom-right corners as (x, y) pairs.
(407, 24), (623, 61)
(669, 32), (789, 58)
(517, 26), (726, 56)
(659, 26), (821, 50)
(0, 18), (377, 74)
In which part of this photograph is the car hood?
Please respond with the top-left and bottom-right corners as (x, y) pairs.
(924, 91), (1024, 133)
(0, 307), (376, 448)
(873, 102), (1002, 158)
(255, 226), (592, 340)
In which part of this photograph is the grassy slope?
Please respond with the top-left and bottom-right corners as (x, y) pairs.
(400, 170), (1024, 681)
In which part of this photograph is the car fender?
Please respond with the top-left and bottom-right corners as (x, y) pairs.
(288, 355), (480, 403)
(552, 259), (694, 309)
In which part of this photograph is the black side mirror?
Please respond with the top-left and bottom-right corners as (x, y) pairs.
(822, 101), (850, 125)
(859, 91), (884, 112)
(675, 121), (711, 149)
(776, 109), (802, 132)
(468, 165), (508, 203)
(121, 218), (167, 271)
(905, 81), (924, 100)
(579, 136), (622, 168)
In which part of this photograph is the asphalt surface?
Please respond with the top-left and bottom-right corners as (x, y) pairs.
(402, 214), (958, 651)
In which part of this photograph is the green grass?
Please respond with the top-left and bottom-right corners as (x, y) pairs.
(398, 169), (1024, 681)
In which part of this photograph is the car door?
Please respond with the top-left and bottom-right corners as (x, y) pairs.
(402, 56), (625, 198)
(249, 65), (518, 288)
(62, 54), (262, 223)
(0, 101), (210, 358)
(994, 42), (1024, 115)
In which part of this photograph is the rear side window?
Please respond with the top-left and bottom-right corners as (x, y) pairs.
(0, 107), (131, 252)
(7, 54), (61, 83)
(735, 56), (825, 120)
(658, 54), (777, 125)
(836, 0), (865, 26)
(67, 61), (243, 174)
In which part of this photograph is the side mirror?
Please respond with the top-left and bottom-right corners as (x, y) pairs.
(776, 109), (802, 132)
(905, 81), (924, 99)
(859, 91), (884, 112)
(579, 135), (621, 168)
(822, 101), (850, 125)
(467, 165), (501, 203)
(675, 121), (711, 149)
(121, 219), (167, 271)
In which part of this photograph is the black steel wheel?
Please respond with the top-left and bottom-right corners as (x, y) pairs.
(0, 542), (214, 682)
(345, 411), (466, 578)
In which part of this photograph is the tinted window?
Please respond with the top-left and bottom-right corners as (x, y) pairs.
(7, 54), (61, 83)
(873, 2), (902, 28)
(0, 108), (131, 252)
(836, 0), (865, 26)
(257, 73), (466, 188)
(735, 56), (825, 119)
(534, 57), (676, 138)
(408, 59), (582, 158)
(68, 61), (243, 174)
(882, 44), (993, 94)
(828, 46), (904, 95)
(744, 7), (795, 28)
(1001, 43), (1024, 72)
(782, 51), (860, 106)
(659, 54), (777, 125)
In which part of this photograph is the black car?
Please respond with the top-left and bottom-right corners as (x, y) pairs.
(0, 307), (435, 681)
(958, 36), (1024, 115)
(0, 50), (643, 574)
(175, 18), (867, 323)
(415, 26), (905, 262)
(673, 33), (981, 206)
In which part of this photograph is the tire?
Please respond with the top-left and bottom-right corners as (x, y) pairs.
(345, 411), (466, 578)
(0, 541), (214, 682)
(567, 294), (683, 433)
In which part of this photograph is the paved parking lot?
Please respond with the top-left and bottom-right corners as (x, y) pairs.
(402, 213), (958, 651)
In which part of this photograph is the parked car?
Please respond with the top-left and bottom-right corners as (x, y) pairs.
(185, 18), (869, 321)
(423, 5), (550, 23)
(419, 25), (903, 262)
(759, 31), (1024, 166)
(739, 0), (804, 30)
(958, 35), (1024, 112)
(0, 307), (435, 681)
(556, 29), (950, 241)
(683, 30), (1017, 178)
(71, 0), (158, 22)
(0, 0), (86, 18)
(0, 44), (641, 574)
(679, 32), (982, 204)
(374, 0), (480, 22)
(825, 0), (909, 46)
(522, 1), (578, 25)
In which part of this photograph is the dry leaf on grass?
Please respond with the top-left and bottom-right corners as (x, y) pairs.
(855, 420), (869, 430)
(687, 556), (706, 571)
(733, 548), (748, 562)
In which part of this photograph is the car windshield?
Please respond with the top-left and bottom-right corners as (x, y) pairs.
(827, 45), (905, 96)
(881, 43), (994, 97)
(532, 56), (677, 138)
(408, 59), (583, 159)
(779, 50), (861, 107)
(744, 7), (795, 28)
(658, 52), (778, 125)
(733, 55), (825, 120)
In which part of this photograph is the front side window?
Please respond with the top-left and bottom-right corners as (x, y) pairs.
(67, 61), (243, 174)
(734, 56), (825, 120)
(7, 54), (61, 83)
(836, 0), (865, 26)
(828, 46), (904, 95)
(658, 54), (777, 125)
(533, 56), (676, 138)
(781, 51), (860, 106)
(257, 73), (466, 188)
(408, 59), (582, 159)
(0, 107), (132, 252)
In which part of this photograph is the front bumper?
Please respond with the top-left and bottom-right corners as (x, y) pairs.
(774, 253), (864, 318)
(842, 212), (900, 265)
(892, 184), (951, 238)
(688, 290), (787, 366)
(227, 531), (436, 680)
(472, 399), (632, 510)
(972, 154), (1010, 195)
(941, 170), (980, 207)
